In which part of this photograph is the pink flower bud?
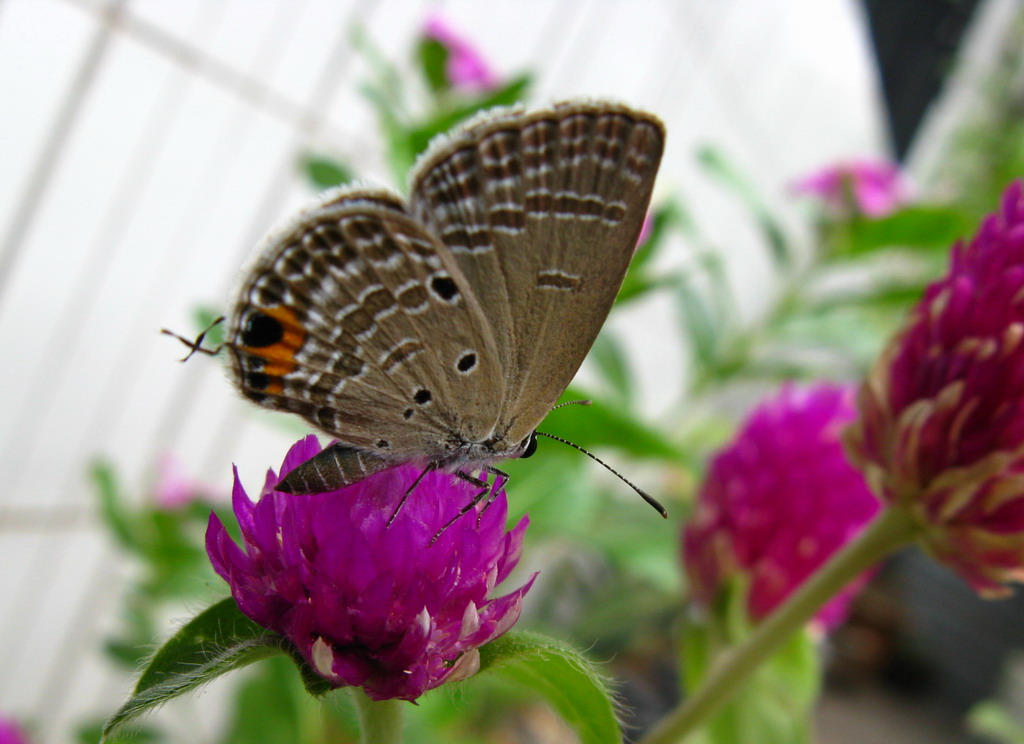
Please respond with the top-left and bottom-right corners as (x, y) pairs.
(846, 181), (1024, 596)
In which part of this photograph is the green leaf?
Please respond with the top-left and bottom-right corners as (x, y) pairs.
(836, 205), (972, 257)
(679, 618), (820, 744)
(478, 630), (622, 744)
(406, 74), (533, 158)
(588, 503), (683, 593)
(967, 701), (1024, 743)
(418, 37), (450, 93)
(460, 73), (533, 111)
(140, 509), (214, 600)
(616, 271), (681, 305)
(614, 200), (691, 306)
(697, 145), (791, 270)
(299, 153), (355, 190)
(679, 614), (714, 696)
(357, 81), (417, 186)
(91, 460), (138, 552)
(590, 333), (633, 408)
(350, 24), (406, 117)
(629, 199), (682, 274)
(79, 720), (164, 744)
(808, 281), (925, 314)
(547, 386), (681, 461)
(103, 599), (302, 739)
(675, 276), (719, 367)
(104, 637), (152, 670)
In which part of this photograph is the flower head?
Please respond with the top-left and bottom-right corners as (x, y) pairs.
(206, 436), (534, 701)
(683, 384), (881, 629)
(422, 14), (500, 92)
(846, 181), (1024, 596)
(793, 159), (909, 218)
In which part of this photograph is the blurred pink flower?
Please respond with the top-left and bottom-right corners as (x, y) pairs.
(0, 715), (29, 744)
(423, 14), (500, 92)
(683, 383), (881, 629)
(636, 211), (654, 249)
(793, 160), (909, 218)
(846, 181), (1024, 597)
(154, 453), (220, 509)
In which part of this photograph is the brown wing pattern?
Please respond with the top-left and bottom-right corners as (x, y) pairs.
(409, 101), (664, 438)
(225, 188), (504, 459)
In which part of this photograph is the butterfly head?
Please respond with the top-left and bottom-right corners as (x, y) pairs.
(439, 429), (539, 470)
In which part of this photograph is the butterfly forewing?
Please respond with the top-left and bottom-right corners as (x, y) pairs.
(225, 189), (504, 462)
(409, 101), (664, 439)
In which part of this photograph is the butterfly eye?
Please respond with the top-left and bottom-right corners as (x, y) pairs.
(520, 433), (538, 459)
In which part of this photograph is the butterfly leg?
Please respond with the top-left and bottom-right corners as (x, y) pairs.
(389, 462), (439, 525)
(429, 470), (492, 546)
(477, 466), (509, 526)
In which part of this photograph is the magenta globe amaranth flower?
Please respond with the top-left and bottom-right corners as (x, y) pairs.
(846, 181), (1024, 597)
(206, 436), (534, 701)
(683, 384), (881, 629)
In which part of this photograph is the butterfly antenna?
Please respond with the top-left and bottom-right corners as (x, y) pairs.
(550, 399), (593, 411)
(161, 316), (226, 362)
(534, 431), (668, 518)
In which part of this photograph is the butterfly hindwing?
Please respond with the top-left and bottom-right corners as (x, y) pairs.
(225, 188), (504, 462)
(409, 101), (664, 438)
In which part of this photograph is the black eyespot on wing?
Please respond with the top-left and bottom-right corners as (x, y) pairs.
(404, 408), (415, 419)
(414, 388), (432, 405)
(457, 353), (477, 373)
(376, 439), (390, 449)
(430, 276), (459, 301)
(241, 312), (284, 348)
(247, 371), (270, 390)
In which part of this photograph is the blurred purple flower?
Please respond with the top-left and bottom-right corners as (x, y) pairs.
(793, 160), (909, 218)
(207, 436), (534, 701)
(846, 181), (1024, 597)
(423, 14), (500, 92)
(154, 453), (220, 509)
(683, 384), (881, 629)
(0, 716), (29, 744)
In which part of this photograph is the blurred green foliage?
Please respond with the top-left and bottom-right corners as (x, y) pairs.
(968, 701), (1024, 744)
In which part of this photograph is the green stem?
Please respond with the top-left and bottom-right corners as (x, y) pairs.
(639, 506), (919, 744)
(349, 688), (405, 744)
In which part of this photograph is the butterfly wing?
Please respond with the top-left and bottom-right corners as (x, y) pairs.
(409, 101), (664, 439)
(225, 187), (505, 487)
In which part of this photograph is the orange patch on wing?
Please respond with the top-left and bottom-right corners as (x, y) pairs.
(240, 305), (308, 392)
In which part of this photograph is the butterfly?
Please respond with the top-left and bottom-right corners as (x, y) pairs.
(218, 100), (664, 510)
